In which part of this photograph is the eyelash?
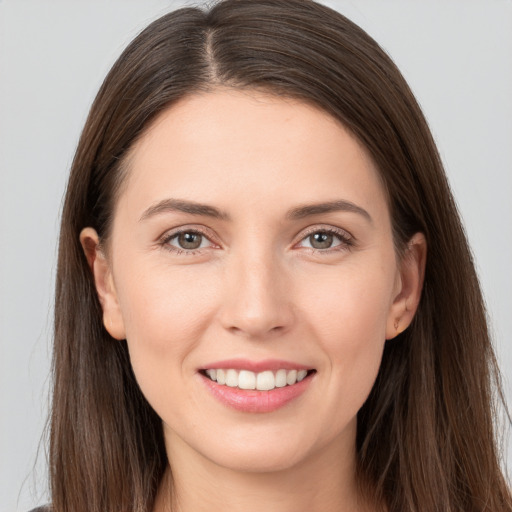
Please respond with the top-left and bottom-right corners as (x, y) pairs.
(159, 226), (354, 256)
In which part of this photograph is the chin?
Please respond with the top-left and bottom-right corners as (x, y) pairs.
(207, 444), (309, 474)
(188, 422), (348, 475)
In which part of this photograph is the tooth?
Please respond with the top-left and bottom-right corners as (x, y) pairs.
(225, 369), (238, 387)
(275, 369), (287, 388)
(216, 369), (226, 385)
(297, 369), (307, 382)
(256, 370), (275, 391)
(211, 368), (308, 389)
(238, 370), (256, 390)
(286, 369), (297, 385)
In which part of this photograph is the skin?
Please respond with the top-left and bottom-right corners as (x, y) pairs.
(81, 89), (426, 512)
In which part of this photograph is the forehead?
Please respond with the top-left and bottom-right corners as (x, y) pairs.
(118, 88), (388, 223)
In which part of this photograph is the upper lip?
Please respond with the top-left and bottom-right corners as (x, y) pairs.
(200, 358), (313, 373)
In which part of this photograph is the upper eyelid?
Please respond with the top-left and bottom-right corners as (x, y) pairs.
(298, 224), (352, 239)
(160, 225), (218, 242)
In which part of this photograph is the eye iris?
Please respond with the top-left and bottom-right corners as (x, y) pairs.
(310, 232), (333, 249)
(178, 232), (202, 249)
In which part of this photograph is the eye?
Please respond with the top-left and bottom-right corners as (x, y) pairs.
(297, 227), (353, 253)
(161, 228), (214, 254)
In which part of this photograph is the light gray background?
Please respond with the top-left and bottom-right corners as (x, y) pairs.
(1, 1), (511, 510)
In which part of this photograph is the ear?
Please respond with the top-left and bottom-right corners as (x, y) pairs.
(79, 227), (126, 340)
(386, 232), (427, 340)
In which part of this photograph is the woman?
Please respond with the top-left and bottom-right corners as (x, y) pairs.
(38, 0), (511, 510)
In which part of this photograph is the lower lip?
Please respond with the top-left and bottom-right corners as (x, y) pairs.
(200, 372), (314, 413)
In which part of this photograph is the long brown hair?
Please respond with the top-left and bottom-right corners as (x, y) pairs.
(50, 1), (511, 511)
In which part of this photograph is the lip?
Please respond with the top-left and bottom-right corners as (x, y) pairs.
(200, 358), (312, 373)
(198, 359), (316, 413)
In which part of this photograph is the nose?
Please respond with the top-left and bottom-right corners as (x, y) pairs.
(219, 248), (295, 339)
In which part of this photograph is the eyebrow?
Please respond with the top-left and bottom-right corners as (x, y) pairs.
(285, 200), (372, 223)
(140, 198), (231, 222)
(139, 198), (372, 223)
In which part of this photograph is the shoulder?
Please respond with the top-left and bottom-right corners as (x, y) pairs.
(28, 507), (50, 512)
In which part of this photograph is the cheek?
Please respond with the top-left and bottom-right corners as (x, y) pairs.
(302, 258), (395, 389)
(116, 263), (220, 371)
(115, 263), (223, 422)
(304, 257), (394, 335)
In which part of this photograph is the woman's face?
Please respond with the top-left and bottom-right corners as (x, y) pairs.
(85, 89), (422, 474)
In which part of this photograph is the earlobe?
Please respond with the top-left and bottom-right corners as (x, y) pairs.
(386, 232), (427, 340)
(79, 227), (126, 340)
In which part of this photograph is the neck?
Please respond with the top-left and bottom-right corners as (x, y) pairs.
(153, 426), (373, 512)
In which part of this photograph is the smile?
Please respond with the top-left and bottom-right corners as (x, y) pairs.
(203, 368), (311, 391)
(199, 363), (316, 413)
